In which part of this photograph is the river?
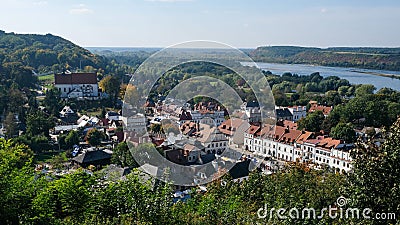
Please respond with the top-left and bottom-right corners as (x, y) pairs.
(241, 62), (400, 91)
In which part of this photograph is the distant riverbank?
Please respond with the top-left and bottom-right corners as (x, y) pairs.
(241, 62), (400, 91)
(349, 70), (400, 80)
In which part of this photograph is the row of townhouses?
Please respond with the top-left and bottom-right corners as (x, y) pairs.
(242, 124), (354, 173)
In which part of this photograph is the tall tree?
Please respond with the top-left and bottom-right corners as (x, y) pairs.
(355, 84), (376, 97)
(111, 142), (138, 167)
(330, 122), (356, 143)
(4, 112), (18, 138)
(65, 130), (79, 149)
(86, 128), (104, 146)
(297, 110), (325, 132)
(99, 75), (120, 103)
(26, 110), (54, 137)
(43, 87), (61, 115)
(346, 117), (400, 224)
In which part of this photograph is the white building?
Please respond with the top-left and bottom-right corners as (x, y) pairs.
(55, 72), (99, 99)
(241, 101), (261, 123)
(288, 106), (307, 122)
(122, 113), (147, 134)
(243, 124), (354, 173)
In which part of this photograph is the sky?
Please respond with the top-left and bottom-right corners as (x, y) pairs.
(1, 0), (400, 48)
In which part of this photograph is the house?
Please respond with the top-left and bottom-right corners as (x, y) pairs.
(287, 106), (307, 122)
(330, 143), (354, 173)
(218, 118), (249, 146)
(276, 108), (293, 121)
(122, 114), (147, 134)
(55, 72), (99, 99)
(277, 120), (298, 130)
(241, 101), (261, 124)
(106, 111), (121, 121)
(71, 148), (113, 167)
(308, 101), (333, 117)
(59, 106), (78, 124)
(228, 159), (254, 182)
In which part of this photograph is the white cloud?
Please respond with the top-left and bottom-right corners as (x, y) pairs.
(145, 0), (193, 2)
(69, 4), (93, 15)
(320, 8), (328, 13)
(33, 1), (48, 6)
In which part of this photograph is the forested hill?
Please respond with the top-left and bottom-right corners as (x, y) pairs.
(250, 46), (400, 71)
(0, 30), (106, 74)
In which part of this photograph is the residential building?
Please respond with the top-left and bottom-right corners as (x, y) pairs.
(276, 107), (294, 121)
(309, 101), (333, 117)
(287, 106), (307, 122)
(241, 101), (261, 124)
(218, 118), (249, 146)
(55, 72), (99, 99)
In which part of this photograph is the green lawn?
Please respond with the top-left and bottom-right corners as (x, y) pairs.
(38, 74), (55, 83)
(34, 151), (64, 163)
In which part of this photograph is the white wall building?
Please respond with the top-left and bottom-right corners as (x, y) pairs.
(288, 106), (307, 122)
(55, 73), (99, 99)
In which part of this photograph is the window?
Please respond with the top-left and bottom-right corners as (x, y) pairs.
(64, 88), (66, 92)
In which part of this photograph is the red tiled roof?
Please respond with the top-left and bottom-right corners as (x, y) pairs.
(309, 104), (332, 115)
(279, 129), (302, 143)
(317, 138), (341, 149)
(296, 131), (313, 144)
(277, 120), (298, 130)
(218, 118), (246, 136)
(55, 73), (97, 85)
(272, 126), (286, 140)
(256, 125), (275, 137)
(247, 125), (260, 135)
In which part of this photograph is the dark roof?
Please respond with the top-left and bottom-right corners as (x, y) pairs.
(106, 111), (119, 116)
(246, 101), (260, 108)
(276, 108), (293, 118)
(200, 154), (216, 164)
(55, 73), (97, 85)
(229, 160), (251, 179)
(72, 149), (112, 164)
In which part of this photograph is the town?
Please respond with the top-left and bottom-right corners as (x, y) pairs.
(1, 29), (399, 224)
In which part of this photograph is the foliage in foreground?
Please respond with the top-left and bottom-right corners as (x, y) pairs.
(1, 118), (400, 224)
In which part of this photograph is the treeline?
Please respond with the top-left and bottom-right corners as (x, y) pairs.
(250, 46), (400, 71)
(0, 30), (107, 74)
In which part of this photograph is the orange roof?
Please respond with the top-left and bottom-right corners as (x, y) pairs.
(278, 120), (298, 130)
(309, 104), (333, 115)
(256, 125), (275, 137)
(271, 126), (286, 140)
(278, 129), (302, 143)
(296, 131), (313, 144)
(218, 118), (246, 136)
(317, 138), (341, 149)
(246, 125), (260, 135)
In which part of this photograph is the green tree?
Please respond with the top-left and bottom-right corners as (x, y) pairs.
(330, 122), (356, 143)
(99, 75), (120, 102)
(43, 87), (61, 115)
(0, 139), (34, 224)
(4, 112), (18, 138)
(355, 84), (376, 97)
(65, 130), (79, 149)
(111, 142), (138, 167)
(86, 128), (104, 146)
(26, 110), (54, 137)
(297, 110), (325, 132)
(31, 171), (95, 224)
(346, 117), (400, 224)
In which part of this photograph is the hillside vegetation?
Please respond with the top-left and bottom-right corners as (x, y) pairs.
(250, 46), (400, 71)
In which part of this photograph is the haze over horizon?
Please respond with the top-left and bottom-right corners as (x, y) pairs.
(1, 0), (400, 48)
